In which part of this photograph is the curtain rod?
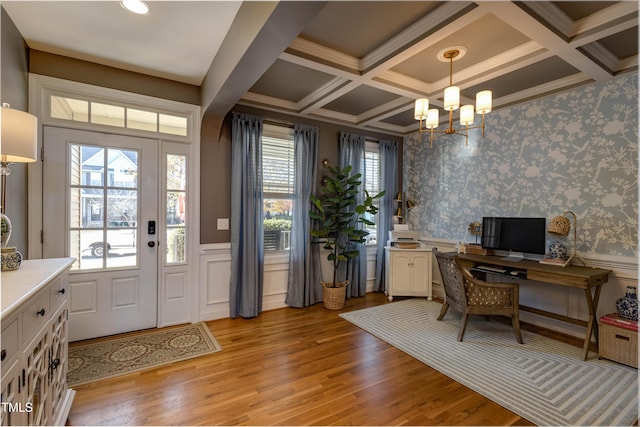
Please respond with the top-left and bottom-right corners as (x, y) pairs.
(264, 118), (294, 129)
(231, 111), (294, 129)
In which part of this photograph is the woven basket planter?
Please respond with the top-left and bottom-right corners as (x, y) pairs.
(322, 281), (349, 310)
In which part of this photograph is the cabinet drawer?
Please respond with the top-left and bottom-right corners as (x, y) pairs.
(599, 323), (638, 368)
(21, 289), (51, 343)
(1, 317), (19, 367)
(49, 274), (68, 312)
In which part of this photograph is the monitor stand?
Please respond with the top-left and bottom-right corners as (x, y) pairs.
(501, 250), (524, 261)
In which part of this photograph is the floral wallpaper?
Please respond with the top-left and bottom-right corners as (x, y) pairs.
(404, 72), (638, 258)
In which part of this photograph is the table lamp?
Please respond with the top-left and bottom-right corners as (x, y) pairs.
(1, 104), (38, 269)
(547, 210), (594, 268)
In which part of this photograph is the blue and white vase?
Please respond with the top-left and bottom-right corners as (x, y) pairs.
(1, 246), (22, 271)
(548, 240), (568, 259)
(615, 286), (638, 321)
(0, 213), (12, 247)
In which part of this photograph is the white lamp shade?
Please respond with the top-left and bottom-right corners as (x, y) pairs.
(414, 98), (429, 120)
(426, 109), (439, 129)
(460, 105), (475, 125)
(443, 86), (460, 111)
(476, 90), (492, 114)
(1, 107), (38, 163)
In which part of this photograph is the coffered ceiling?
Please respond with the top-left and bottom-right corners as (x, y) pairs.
(242, 1), (638, 135)
(3, 1), (638, 136)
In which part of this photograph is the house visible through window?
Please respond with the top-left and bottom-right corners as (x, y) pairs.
(363, 141), (381, 245)
(262, 124), (294, 251)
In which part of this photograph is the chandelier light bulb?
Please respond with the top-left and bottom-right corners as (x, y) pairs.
(414, 98), (429, 120)
(476, 90), (492, 114)
(460, 105), (475, 125)
(443, 86), (460, 111)
(426, 109), (439, 129)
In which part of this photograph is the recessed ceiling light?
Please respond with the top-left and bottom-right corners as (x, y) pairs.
(121, 0), (150, 15)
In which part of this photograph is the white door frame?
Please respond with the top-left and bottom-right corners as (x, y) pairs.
(28, 74), (201, 327)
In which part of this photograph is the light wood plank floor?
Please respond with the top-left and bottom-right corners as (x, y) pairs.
(68, 293), (547, 426)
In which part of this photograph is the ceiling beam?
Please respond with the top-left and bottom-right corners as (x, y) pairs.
(481, 2), (613, 81)
(201, 1), (327, 136)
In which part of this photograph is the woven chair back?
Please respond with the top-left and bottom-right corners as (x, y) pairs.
(435, 251), (467, 309)
(461, 272), (515, 308)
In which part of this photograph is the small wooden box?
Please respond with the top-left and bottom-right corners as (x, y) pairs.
(463, 244), (494, 256)
(599, 318), (638, 368)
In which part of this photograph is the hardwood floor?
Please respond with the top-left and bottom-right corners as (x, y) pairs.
(68, 293), (541, 426)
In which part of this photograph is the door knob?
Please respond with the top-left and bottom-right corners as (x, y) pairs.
(148, 241), (155, 248)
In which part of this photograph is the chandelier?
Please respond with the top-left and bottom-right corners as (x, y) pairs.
(414, 47), (492, 148)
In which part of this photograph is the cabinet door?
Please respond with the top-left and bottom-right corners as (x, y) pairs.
(391, 253), (413, 293)
(410, 254), (429, 292)
(0, 360), (25, 426)
(49, 304), (68, 421)
(23, 327), (51, 426)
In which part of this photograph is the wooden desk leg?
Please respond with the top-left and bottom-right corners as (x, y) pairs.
(582, 285), (603, 360)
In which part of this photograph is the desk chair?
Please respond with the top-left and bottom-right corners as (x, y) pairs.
(434, 251), (523, 343)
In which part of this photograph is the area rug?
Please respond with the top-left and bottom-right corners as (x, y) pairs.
(340, 299), (638, 426)
(67, 322), (222, 387)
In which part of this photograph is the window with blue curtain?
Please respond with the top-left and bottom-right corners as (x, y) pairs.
(262, 124), (295, 251)
(362, 141), (381, 245)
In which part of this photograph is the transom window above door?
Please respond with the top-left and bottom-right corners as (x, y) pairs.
(50, 95), (188, 137)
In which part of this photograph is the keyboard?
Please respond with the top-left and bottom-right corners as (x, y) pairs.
(476, 265), (507, 274)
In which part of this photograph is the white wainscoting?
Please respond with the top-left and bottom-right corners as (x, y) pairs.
(421, 237), (639, 341)
(199, 243), (232, 321)
(199, 244), (379, 321)
(200, 238), (637, 339)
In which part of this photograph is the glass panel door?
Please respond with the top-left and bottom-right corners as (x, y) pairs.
(43, 127), (158, 341)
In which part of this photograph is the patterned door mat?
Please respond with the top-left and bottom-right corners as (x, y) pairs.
(68, 321), (222, 387)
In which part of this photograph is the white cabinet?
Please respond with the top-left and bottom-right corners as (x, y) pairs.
(1, 258), (75, 426)
(385, 246), (433, 301)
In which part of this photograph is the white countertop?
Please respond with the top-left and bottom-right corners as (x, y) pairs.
(1, 258), (75, 320)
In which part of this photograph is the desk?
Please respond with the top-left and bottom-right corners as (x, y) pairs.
(457, 253), (612, 360)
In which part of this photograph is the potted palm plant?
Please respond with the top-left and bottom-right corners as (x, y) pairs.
(310, 163), (384, 309)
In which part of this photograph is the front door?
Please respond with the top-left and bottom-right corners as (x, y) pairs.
(43, 126), (159, 341)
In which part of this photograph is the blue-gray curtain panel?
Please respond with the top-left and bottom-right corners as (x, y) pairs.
(339, 131), (367, 298)
(375, 139), (398, 293)
(230, 112), (264, 318)
(285, 123), (322, 308)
